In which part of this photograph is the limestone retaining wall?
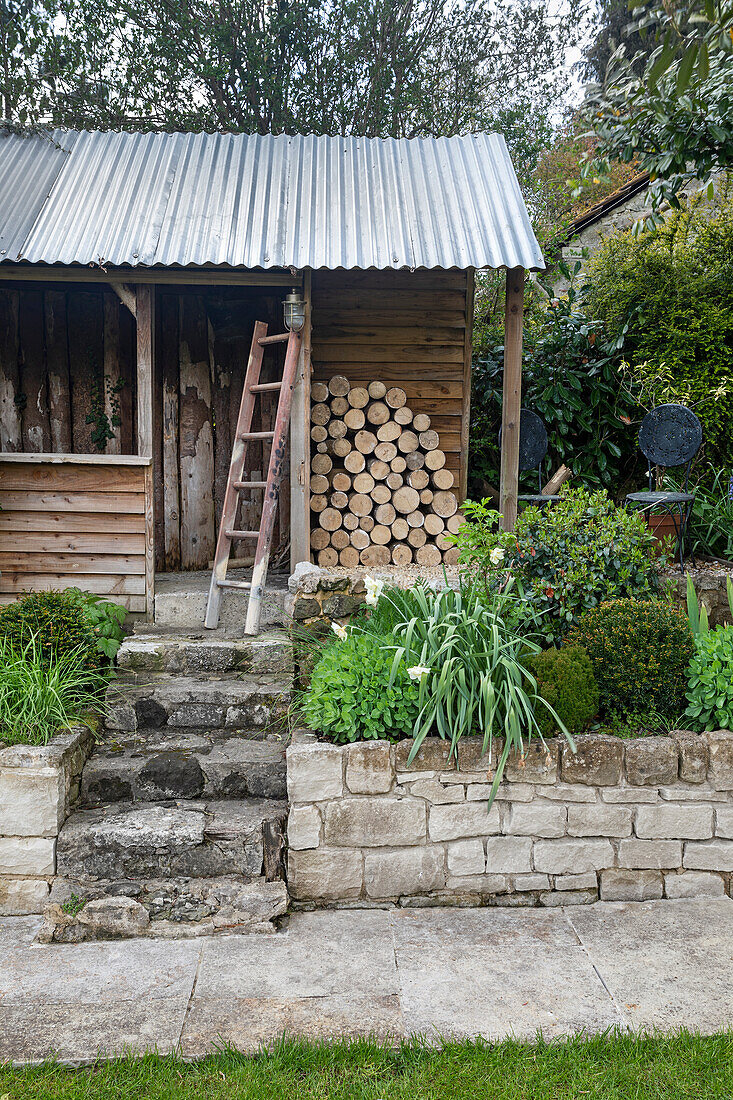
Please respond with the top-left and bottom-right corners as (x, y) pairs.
(0, 727), (93, 914)
(286, 730), (733, 907)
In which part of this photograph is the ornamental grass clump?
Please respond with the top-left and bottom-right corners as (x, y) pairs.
(0, 634), (108, 746)
(383, 581), (573, 803)
(566, 598), (693, 720)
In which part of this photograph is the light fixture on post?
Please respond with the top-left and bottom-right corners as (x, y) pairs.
(283, 287), (305, 332)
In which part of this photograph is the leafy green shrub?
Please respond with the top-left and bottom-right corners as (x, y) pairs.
(526, 645), (599, 736)
(0, 635), (107, 746)
(65, 589), (127, 659)
(300, 631), (420, 743)
(684, 626), (733, 732)
(513, 487), (659, 640)
(0, 591), (100, 668)
(567, 598), (693, 719)
(470, 279), (638, 492)
(586, 193), (733, 470)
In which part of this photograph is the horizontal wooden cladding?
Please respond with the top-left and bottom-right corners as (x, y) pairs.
(0, 593), (146, 612)
(0, 462), (146, 493)
(312, 344), (464, 364)
(0, 456), (148, 611)
(0, 552), (146, 574)
(313, 325), (465, 345)
(0, 491), (146, 514)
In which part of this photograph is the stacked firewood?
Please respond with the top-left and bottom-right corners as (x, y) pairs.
(310, 375), (461, 568)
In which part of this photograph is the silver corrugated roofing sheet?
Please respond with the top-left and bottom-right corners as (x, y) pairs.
(0, 130), (544, 271)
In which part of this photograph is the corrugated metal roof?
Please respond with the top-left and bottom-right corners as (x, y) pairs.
(0, 129), (545, 271)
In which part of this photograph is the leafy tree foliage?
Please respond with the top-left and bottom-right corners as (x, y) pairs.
(585, 184), (733, 469)
(581, 1), (733, 225)
(581, 0), (649, 82)
(1, 0), (583, 161)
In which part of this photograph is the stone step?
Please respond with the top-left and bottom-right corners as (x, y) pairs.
(56, 798), (287, 883)
(80, 732), (287, 806)
(153, 570), (290, 633)
(104, 671), (291, 732)
(118, 628), (293, 677)
(44, 875), (288, 940)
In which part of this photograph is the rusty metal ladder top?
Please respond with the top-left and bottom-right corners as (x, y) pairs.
(205, 321), (302, 634)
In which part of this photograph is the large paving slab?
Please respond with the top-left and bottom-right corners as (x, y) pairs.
(567, 897), (733, 1033)
(3, 900), (733, 1064)
(389, 908), (620, 1041)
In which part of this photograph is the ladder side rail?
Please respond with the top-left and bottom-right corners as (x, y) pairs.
(205, 320), (269, 629)
(244, 330), (303, 635)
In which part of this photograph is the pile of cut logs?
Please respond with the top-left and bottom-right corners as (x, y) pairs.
(311, 375), (461, 568)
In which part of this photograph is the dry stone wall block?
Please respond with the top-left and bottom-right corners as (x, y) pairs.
(346, 741), (393, 794)
(287, 744), (344, 803)
(664, 870), (725, 898)
(600, 869), (663, 902)
(533, 838), (614, 875)
(505, 741), (559, 785)
(394, 738), (454, 773)
(561, 736), (623, 786)
(566, 804), (632, 838)
(447, 839), (485, 877)
(287, 805), (322, 850)
(288, 847), (363, 900)
(675, 733), (708, 783)
(428, 802), (501, 842)
(364, 847), (445, 898)
(617, 839), (682, 869)
(624, 738), (678, 786)
(485, 836), (533, 874)
(504, 802), (566, 839)
(0, 837), (55, 876)
(683, 840), (733, 871)
(0, 769), (64, 836)
(707, 732), (733, 789)
(0, 878), (50, 915)
(636, 805), (713, 840)
(324, 797), (426, 847)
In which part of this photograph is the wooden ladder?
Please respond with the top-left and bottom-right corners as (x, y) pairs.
(205, 320), (302, 634)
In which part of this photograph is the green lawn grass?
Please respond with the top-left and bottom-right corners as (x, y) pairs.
(2, 1031), (733, 1100)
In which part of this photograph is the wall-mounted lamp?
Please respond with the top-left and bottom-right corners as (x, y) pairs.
(283, 288), (306, 332)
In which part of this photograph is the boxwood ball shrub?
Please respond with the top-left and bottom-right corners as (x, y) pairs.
(0, 591), (100, 668)
(526, 645), (599, 736)
(513, 487), (659, 640)
(685, 625), (733, 731)
(300, 631), (420, 743)
(567, 598), (693, 719)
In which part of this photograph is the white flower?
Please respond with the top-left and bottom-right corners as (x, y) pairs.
(364, 575), (384, 607)
(331, 621), (348, 641)
(407, 665), (431, 682)
(489, 546), (506, 566)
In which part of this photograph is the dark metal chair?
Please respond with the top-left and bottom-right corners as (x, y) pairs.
(625, 403), (702, 571)
(500, 409), (561, 509)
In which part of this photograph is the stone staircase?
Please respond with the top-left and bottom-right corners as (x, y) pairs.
(49, 583), (294, 941)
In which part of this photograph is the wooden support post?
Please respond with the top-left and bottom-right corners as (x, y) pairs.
(136, 285), (155, 617)
(109, 282), (137, 319)
(499, 267), (524, 531)
(459, 268), (474, 504)
(290, 270), (312, 571)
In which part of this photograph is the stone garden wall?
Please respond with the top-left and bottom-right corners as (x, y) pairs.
(287, 730), (733, 907)
(666, 565), (733, 628)
(0, 727), (93, 915)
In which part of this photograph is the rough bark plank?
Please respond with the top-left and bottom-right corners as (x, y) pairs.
(0, 289), (21, 451)
(160, 293), (181, 570)
(19, 289), (50, 452)
(45, 291), (72, 454)
(179, 294), (215, 569)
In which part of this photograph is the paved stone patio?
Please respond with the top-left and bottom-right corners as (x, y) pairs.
(2, 897), (733, 1064)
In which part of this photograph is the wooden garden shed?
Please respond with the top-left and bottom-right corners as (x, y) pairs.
(0, 129), (544, 614)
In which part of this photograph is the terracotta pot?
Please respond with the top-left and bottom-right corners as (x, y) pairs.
(647, 513), (679, 546)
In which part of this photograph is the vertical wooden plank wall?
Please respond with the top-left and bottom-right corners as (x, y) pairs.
(310, 269), (471, 496)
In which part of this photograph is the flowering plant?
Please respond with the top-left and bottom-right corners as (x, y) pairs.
(445, 498), (516, 593)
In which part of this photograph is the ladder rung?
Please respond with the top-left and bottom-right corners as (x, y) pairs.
(217, 579), (253, 590)
(238, 430), (275, 440)
(258, 333), (290, 345)
(250, 381), (283, 392)
(225, 529), (260, 540)
(233, 480), (267, 489)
